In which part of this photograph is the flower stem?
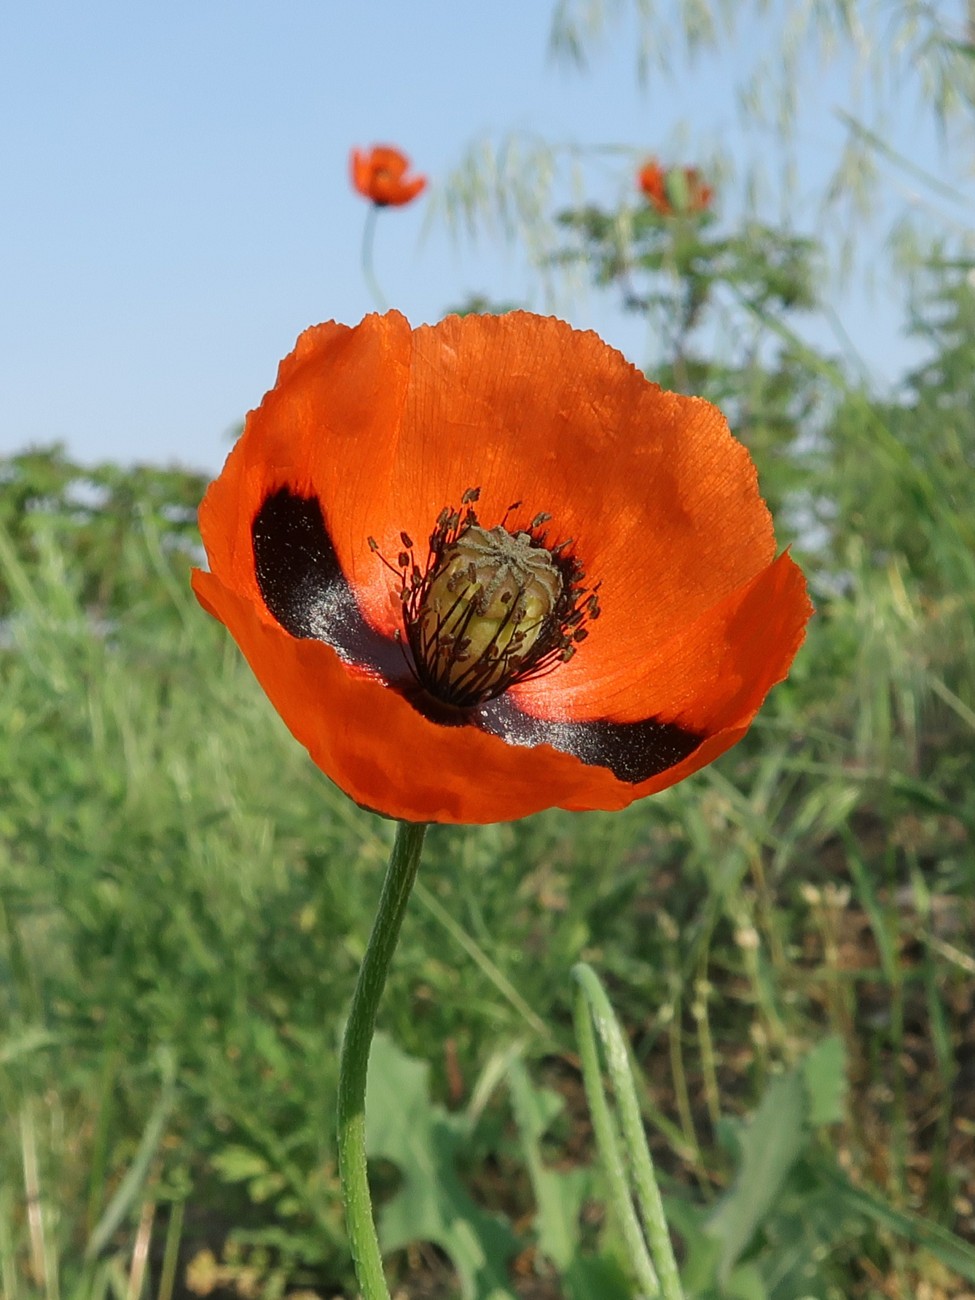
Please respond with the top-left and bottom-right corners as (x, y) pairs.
(573, 978), (661, 1297)
(572, 962), (685, 1300)
(337, 819), (427, 1300)
(361, 204), (387, 312)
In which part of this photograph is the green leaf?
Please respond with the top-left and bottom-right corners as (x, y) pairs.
(506, 1057), (629, 1299)
(366, 1033), (518, 1300)
(801, 1035), (847, 1126)
(211, 1143), (274, 1184)
(507, 1058), (588, 1271)
(725, 1260), (770, 1299)
(85, 1047), (177, 1259)
(0, 1026), (58, 1064)
(562, 1254), (633, 1299)
(705, 1068), (806, 1283)
(822, 1165), (975, 1283)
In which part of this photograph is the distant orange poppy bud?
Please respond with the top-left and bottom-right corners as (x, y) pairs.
(638, 159), (713, 216)
(193, 312), (810, 825)
(350, 144), (426, 208)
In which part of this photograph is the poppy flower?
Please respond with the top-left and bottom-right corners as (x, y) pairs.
(638, 159), (713, 216)
(350, 144), (426, 208)
(192, 311), (809, 825)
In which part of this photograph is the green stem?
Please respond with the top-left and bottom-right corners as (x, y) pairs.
(361, 204), (387, 312)
(337, 819), (427, 1300)
(572, 963), (685, 1300)
(573, 981), (661, 1297)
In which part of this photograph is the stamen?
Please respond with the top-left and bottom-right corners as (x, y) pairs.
(373, 489), (601, 709)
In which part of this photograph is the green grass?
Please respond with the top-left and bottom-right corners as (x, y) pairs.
(0, 265), (973, 1298)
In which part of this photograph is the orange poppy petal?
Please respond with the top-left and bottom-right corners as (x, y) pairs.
(638, 160), (670, 212)
(198, 314), (413, 620)
(349, 144), (426, 207)
(384, 175), (427, 206)
(515, 549), (810, 727)
(368, 145), (409, 179)
(192, 569), (705, 823)
(323, 313), (778, 662)
(350, 148), (370, 197)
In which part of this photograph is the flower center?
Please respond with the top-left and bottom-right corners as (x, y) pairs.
(370, 488), (600, 709)
(418, 522), (563, 695)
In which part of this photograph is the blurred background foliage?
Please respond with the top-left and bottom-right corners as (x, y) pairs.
(2, 1), (974, 1297)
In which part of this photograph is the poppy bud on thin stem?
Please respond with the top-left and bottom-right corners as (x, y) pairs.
(350, 144), (426, 312)
(638, 158), (713, 217)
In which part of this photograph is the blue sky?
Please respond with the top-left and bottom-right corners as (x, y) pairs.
(1, 1), (968, 472)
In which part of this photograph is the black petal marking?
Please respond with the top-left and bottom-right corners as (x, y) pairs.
(252, 488), (405, 680)
(479, 694), (703, 784)
(253, 486), (704, 784)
